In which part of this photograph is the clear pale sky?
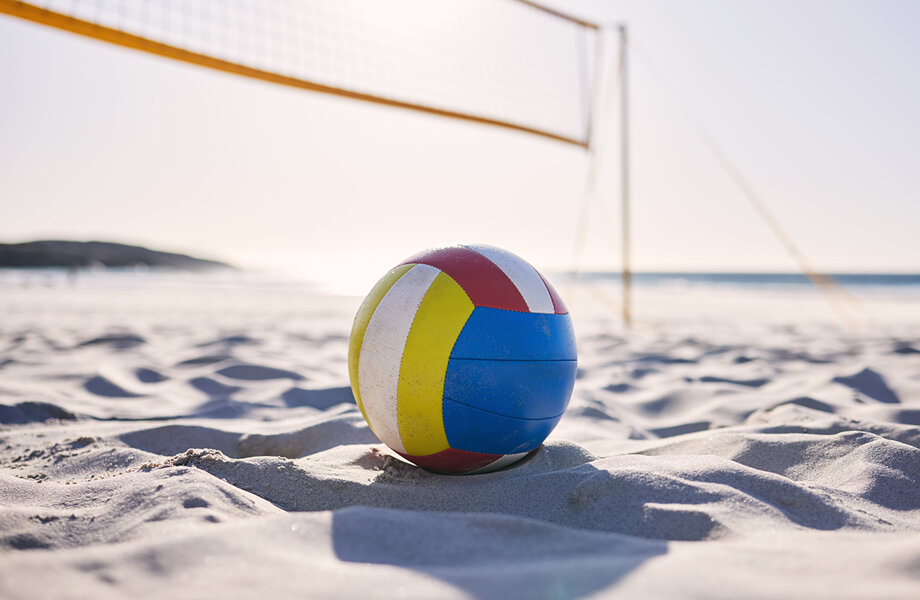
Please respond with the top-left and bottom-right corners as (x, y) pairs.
(1, 0), (918, 283)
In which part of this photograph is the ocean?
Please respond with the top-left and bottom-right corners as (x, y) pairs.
(2, 268), (919, 296)
(573, 271), (920, 290)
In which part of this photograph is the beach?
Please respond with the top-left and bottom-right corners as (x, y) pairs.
(1, 271), (919, 599)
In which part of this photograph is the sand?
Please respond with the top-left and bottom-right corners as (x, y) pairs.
(1, 275), (919, 599)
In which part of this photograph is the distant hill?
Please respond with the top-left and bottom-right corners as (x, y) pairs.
(0, 241), (232, 270)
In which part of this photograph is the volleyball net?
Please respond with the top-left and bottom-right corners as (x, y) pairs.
(1, 0), (866, 327)
(0, 0), (603, 147)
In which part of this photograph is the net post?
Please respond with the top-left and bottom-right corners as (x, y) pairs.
(619, 24), (632, 327)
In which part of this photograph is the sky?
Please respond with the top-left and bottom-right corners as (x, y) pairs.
(1, 0), (918, 284)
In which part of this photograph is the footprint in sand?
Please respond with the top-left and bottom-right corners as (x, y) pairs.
(0, 401), (76, 424)
(84, 375), (143, 398)
(196, 335), (257, 348)
(216, 364), (304, 381)
(833, 367), (900, 404)
(280, 386), (352, 409)
(77, 334), (146, 349)
(135, 368), (168, 383)
(174, 355), (233, 368)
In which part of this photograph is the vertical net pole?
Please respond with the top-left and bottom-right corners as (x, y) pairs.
(619, 24), (632, 327)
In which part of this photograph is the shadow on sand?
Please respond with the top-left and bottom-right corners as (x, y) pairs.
(331, 506), (668, 599)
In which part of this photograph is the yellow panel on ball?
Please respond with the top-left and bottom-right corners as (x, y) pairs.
(397, 271), (474, 456)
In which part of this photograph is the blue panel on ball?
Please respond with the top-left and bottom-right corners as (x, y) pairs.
(442, 397), (563, 455)
(444, 358), (576, 420)
(449, 307), (576, 361)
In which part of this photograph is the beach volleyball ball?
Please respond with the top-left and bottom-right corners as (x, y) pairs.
(348, 244), (576, 475)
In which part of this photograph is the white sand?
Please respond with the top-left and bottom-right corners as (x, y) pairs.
(1, 275), (919, 599)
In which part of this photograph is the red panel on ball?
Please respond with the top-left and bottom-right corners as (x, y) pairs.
(538, 272), (569, 314)
(396, 447), (503, 475)
(400, 246), (529, 312)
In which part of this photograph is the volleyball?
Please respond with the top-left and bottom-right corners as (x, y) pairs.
(348, 244), (577, 474)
